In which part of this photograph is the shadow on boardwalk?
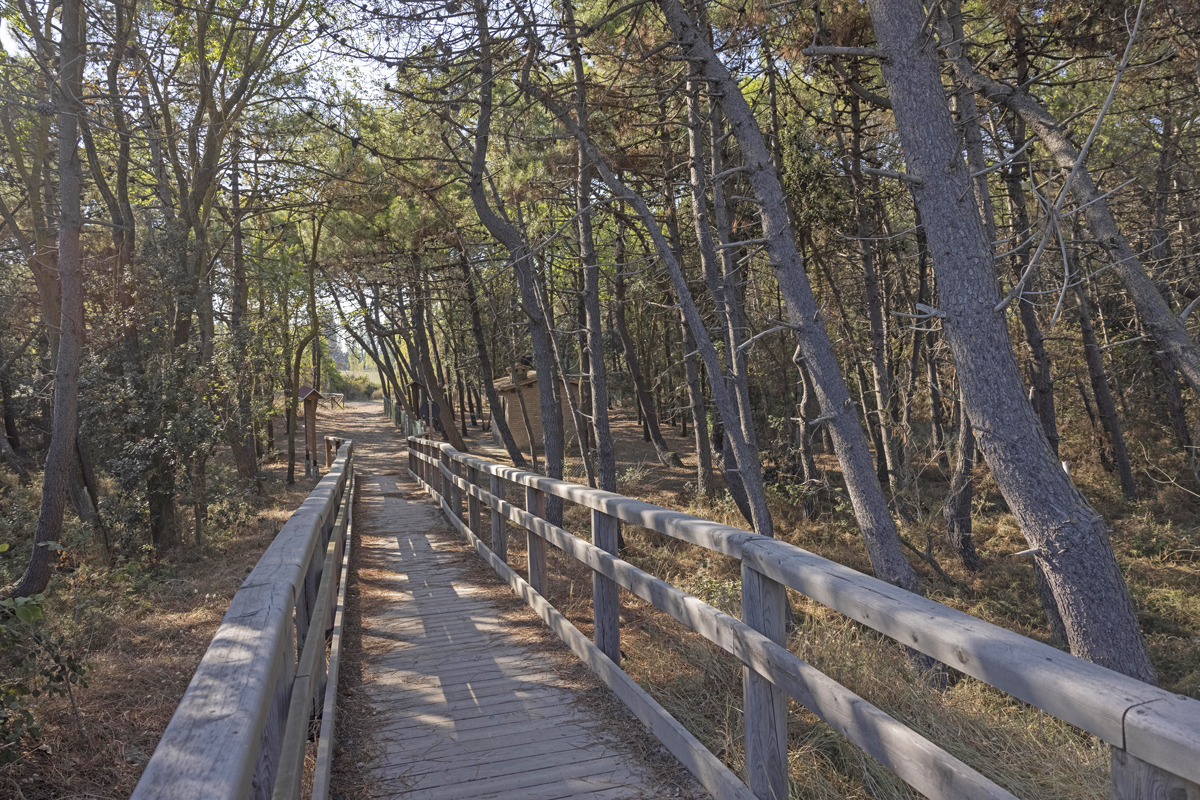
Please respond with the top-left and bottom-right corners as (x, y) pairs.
(323, 403), (704, 800)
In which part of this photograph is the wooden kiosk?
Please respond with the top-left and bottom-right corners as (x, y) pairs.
(298, 385), (323, 479)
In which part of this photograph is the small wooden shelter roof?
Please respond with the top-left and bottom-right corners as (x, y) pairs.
(492, 371), (541, 393)
(298, 385), (323, 401)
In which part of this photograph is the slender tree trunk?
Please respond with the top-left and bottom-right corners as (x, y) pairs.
(656, 4), (920, 588)
(870, 0), (1154, 681)
(567, 22), (618, 493)
(6, 0), (85, 597)
(614, 267), (678, 467)
(458, 253), (527, 467)
(683, 75), (760, 523)
(850, 88), (903, 495)
(683, 320), (715, 497)
(996, 38), (1059, 456)
(792, 348), (819, 485)
(409, 283), (467, 452)
(944, 392), (980, 571)
(469, 0), (562, 495)
(226, 133), (260, 487)
(287, 329), (315, 486)
(1073, 266), (1137, 500)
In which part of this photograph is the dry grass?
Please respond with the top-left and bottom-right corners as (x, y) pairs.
(0, 444), (334, 799)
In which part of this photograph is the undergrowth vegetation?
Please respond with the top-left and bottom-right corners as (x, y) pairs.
(0, 450), (317, 797)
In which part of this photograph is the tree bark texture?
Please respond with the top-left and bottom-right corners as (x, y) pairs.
(6, 0), (86, 598)
(660, 0), (919, 591)
(869, 0), (1154, 681)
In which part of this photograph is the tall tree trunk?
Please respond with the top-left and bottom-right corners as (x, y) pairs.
(6, 0), (85, 597)
(996, 26), (1059, 456)
(850, 87), (903, 496)
(306, 228), (323, 478)
(469, 0), (562, 495)
(870, 0), (1154, 681)
(658, 3), (920, 588)
(287, 328), (315, 486)
(565, 6), (618, 493)
(1073, 264), (1137, 500)
(683, 74), (760, 523)
(226, 133), (259, 487)
(457, 253), (527, 467)
(943, 392), (979, 571)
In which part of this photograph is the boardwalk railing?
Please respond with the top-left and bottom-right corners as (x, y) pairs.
(383, 396), (424, 438)
(406, 435), (1200, 800)
(132, 439), (355, 800)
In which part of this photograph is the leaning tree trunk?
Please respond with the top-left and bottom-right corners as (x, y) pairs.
(613, 267), (678, 468)
(869, 0), (1154, 681)
(685, 76), (755, 508)
(458, 252), (528, 468)
(850, 89), (903, 496)
(659, 0), (919, 591)
(951, 51), (1200, 404)
(469, 0), (562, 499)
(6, 0), (86, 598)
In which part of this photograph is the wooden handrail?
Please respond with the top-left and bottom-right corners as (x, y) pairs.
(132, 442), (355, 800)
(407, 435), (1200, 800)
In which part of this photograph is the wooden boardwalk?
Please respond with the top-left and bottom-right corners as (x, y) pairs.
(353, 472), (655, 800)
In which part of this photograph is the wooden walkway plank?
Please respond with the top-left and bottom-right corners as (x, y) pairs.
(345, 471), (665, 800)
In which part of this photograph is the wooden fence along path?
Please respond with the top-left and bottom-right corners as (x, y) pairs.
(129, 404), (1200, 800)
(132, 438), (354, 800)
(405, 433), (1200, 800)
(354, 472), (653, 799)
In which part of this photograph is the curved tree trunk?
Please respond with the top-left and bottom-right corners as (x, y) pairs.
(468, 0), (562, 498)
(870, 0), (1154, 681)
(458, 252), (528, 468)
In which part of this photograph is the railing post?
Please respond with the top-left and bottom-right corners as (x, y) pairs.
(592, 509), (620, 664)
(741, 556), (788, 800)
(467, 464), (481, 536)
(524, 484), (547, 595)
(491, 474), (507, 563)
(439, 447), (452, 508)
(448, 456), (463, 521)
(1111, 747), (1200, 799)
(408, 438), (416, 476)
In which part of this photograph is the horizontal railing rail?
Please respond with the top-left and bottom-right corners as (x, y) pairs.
(132, 439), (355, 800)
(406, 435), (1200, 800)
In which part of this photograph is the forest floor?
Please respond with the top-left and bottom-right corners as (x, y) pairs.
(0, 403), (364, 800)
(1, 401), (1196, 799)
